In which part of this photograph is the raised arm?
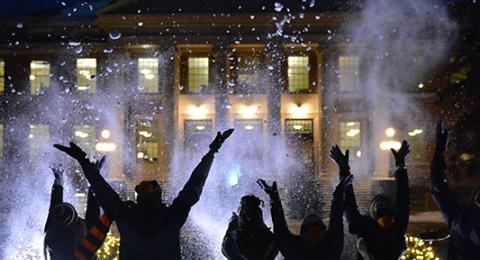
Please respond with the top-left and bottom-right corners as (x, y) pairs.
(328, 174), (352, 257)
(257, 179), (290, 240)
(430, 121), (461, 225)
(170, 129), (234, 222)
(85, 188), (100, 229)
(54, 143), (122, 218)
(45, 166), (64, 232)
(391, 140), (411, 234)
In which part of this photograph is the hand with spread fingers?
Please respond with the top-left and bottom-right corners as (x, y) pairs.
(53, 142), (87, 161)
(257, 179), (279, 201)
(391, 140), (410, 168)
(50, 165), (64, 186)
(330, 145), (350, 179)
(435, 120), (448, 153)
(209, 129), (234, 153)
(94, 155), (107, 171)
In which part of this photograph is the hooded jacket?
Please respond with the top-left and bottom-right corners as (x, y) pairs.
(77, 151), (216, 260)
(44, 185), (99, 260)
(431, 151), (480, 260)
(344, 167), (410, 260)
(269, 191), (344, 260)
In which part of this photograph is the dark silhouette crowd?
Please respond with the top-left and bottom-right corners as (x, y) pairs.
(41, 122), (480, 260)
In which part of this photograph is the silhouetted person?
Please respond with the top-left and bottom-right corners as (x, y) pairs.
(222, 195), (279, 260)
(257, 174), (351, 260)
(44, 165), (101, 260)
(54, 129), (233, 260)
(330, 141), (410, 260)
(431, 121), (480, 260)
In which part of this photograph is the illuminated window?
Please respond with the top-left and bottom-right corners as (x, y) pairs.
(408, 128), (426, 160)
(74, 125), (96, 157)
(76, 58), (97, 93)
(30, 61), (50, 95)
(287, 56), (310, 93)
(29, 124), (49, 162)
(339, 55), (360, 91)
(184, 119), (213, 151)
(285, 119), (313, 135)
(138, 58), (159, 93)
(235, 119), (263, 133)
(136, 120), (158, 162)
(235, 56), (260, 93)
(340, 121), (361, 149)
(0, 60), (4, 94)
(188, 57), (209, 93)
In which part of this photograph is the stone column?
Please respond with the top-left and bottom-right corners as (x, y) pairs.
(211, 44), (229, 130)
(265, 38), (283, 135)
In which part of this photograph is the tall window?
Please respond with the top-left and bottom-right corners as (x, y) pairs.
(30, 61), (50, 95)
(234, 56), (260, 93)
(188, 57), (209, 93)
(136, 119), (158, 162)
(287, 56), (310, 93)
(76, 58), (97, 93)
(138, 58), (159, 93)
(338, 55), (360, 92)
(74, 125), (96, 157)
(408, 128), (426, 160)
(29, 124), (49, 163)
(184, 120), (212, 151)
(285, 119), (314, 135)
(340, 121), (362, 157)
(0, 60), (4, 94)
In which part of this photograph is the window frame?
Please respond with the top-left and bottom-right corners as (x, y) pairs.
(30, 60), (51, 95)
(180, 54), (211, 95)
(137, 57), (160, 94)
(76, 58), (97, 93)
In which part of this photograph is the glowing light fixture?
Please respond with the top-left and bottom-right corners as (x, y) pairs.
(418, 83), (424, 89)
(101, 129), (111, 139)
(291, 104), (309, 117)
(244, 125), (254, 130)
(239, 105), (258, 118)
(75, 193), (86, 198)
(187, 105), (208, 118)
(293, 124), (303, 130)
(95, 142), (116, 152)
(380, 140), (401, 151)
(137, 152), (145, 159)
(385, 127), (395, 137)
(75, 130), (89, 138)
(138, 131), (152, 138)
(29, 75), (36, 80)
(346, 128), (360, 137)
(28, 134), (34, 139)
(145, 74), (155, 80)
(408, 129), (423, 137)
(195, 125), (206, 130)
(356, 150), (362, 158)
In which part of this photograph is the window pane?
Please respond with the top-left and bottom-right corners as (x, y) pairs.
(408, 128), (426, 160)
(0, 60), (4, 94)
(30, 61), (50, 95)
(29, 124), (49, 163)
(136, 119), (158, 162)
(287, 56), (310, 93)
(184, 119), (212, 152)
(339, 55), (360, 92)
(188, 57), (209, 93)
(236, 56), (260, 93)
(340, 121), (361, 149)
(138, 58), (159, 93)
(74, 125), (96, 157)
(76, 58), (96, 93)
(285, 119), (313, 135)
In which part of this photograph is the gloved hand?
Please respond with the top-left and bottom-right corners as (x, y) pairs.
(330, 145), (350, 179)
(257, 179), (280, 201)
(53, 142), (87, 161)
(333, 174), (353, 201)
(435, 121), (448, 153)
(209, 129), (234, 153)
(50, 165), (64, 186)
(391, 140), (410, 168)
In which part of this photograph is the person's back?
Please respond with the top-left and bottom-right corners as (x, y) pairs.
(446, 202), (480, 260)
(234, 227), (276, 259)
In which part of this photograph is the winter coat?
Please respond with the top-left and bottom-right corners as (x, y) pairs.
(269, 192), (344, 260)
(345, 167), (410, 260)
(431, 151), (480, 260)
(44, 185), (99, 260)
(222, 218), (278, 260)
(78, 151), (215, 260)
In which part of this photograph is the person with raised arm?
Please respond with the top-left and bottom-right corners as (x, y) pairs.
(222, 194), (278, 260)
(257, 173), (351, 260)
(431, 121), (480, 260)
(54, 129), (233, 260)
(44, 164), (103, 260)
(331, 141), (410, 260)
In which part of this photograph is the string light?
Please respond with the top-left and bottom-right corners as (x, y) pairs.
(400, 235), (440, 260)
(96, 233), (120, 260)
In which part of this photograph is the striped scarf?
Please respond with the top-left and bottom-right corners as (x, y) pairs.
(74, 214), (112, 260)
